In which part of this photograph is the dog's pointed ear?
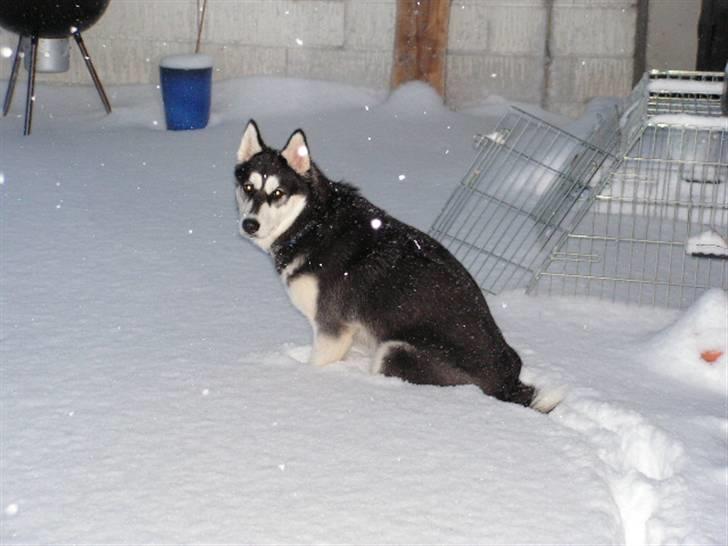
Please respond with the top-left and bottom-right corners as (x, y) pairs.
(281, 129), (311, 175)
(237, 120), (265, 163)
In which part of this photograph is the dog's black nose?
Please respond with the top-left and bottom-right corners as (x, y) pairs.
(241, 218), (260, 235)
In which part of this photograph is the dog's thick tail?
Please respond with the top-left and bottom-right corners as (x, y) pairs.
(509, 380), (565, 414)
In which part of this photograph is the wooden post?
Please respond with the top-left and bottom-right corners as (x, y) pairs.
(391, 0), (451, 97)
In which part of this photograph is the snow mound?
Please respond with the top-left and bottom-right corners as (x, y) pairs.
(645, 289), (727, 393)
(379, 81), (447, 117)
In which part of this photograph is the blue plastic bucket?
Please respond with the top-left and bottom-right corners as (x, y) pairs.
(159, 54), (213, 131)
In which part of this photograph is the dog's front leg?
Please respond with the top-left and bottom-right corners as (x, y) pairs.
(309, 326), (355, 366)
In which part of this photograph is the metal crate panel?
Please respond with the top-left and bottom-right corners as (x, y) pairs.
(533, 71), (728, 308)
(429, 107), (619, 294)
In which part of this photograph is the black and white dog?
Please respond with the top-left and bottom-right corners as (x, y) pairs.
(235, 120), (558, 412)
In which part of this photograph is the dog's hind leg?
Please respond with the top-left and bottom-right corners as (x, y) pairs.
(309, 325), (356, 367)
(373, 341), (475, 387)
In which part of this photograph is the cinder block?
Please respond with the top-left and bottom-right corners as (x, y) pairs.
(551, 5), (637, 57)
(449, 2), (546, 55)
(453, 0), (547, 6)
(554, 0), (636, 6)
(205, 0), (345, 48)
(547, 101), (589, 119)
(489, 5), (547, 55)
(287, 47), (391, 90)
(446, 54), (544, 107)
(345, 0), (396, 51)
(448, 3), (489, 52)
(547, 56), (633, 107)
(572, 57), (633, 97)
(91, 0), (197, 42)
(206, 43), (287, 80)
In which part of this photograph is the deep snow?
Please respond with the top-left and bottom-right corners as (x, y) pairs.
(0, 77), (726, 545)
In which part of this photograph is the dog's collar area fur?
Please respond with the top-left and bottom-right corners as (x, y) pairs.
(271, 171), (332, 272)
(271, 213), (318, 274)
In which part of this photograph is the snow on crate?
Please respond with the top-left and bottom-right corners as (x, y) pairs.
(686, 229), (728, 258)
(644, 289), (727, 392)
(649, 113), (728, 130)
(647, 78), (725, 97)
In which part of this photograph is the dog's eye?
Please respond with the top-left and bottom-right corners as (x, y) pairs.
(271, 189), (285, 200)
(242, 183), (254, 194)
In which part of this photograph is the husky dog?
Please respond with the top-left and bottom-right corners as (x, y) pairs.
(234, 120), (557, 412)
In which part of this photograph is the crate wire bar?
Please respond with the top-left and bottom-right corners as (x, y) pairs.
(429, 107), (620, 295)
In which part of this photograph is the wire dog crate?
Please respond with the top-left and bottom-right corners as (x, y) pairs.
(428, 107), (621, 295)
(430, 70), (728, 308)
(534, 70), (727, 307)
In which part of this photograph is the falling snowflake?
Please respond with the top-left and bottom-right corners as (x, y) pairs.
(371, 218), (382, 230)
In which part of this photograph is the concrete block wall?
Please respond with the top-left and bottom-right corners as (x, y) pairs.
(0, 0), (640, 118)
(446, 1), (548, 107)
(548, 0), (638, 117)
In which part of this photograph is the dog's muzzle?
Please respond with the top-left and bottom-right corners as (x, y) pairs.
(241, 217), (260, 235)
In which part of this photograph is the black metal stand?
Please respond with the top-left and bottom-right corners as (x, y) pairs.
(2, 31), (111, 135)
(73, 31), (111, 115)
(2, 35), (22, 118)
(24, 35), (38, 136)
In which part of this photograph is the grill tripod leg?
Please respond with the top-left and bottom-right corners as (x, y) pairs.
(73, 31), (111, 114)
(2, 35), (23, 117)
(23, 35), (38, 136)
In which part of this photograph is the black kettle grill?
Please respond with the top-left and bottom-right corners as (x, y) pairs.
(1, 0), (112, 134)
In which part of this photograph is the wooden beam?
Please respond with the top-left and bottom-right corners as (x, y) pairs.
(391, 0), (451, 97)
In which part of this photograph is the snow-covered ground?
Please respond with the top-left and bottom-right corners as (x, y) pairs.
(1, 77), (726, 545)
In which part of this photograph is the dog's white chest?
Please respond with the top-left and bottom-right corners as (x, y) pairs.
(286, 274), (319, 323)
